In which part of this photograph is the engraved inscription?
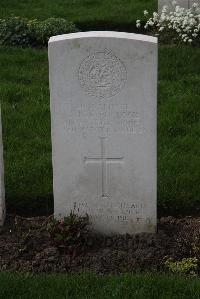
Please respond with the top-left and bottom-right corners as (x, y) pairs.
(73, 201), (144, 224)
(64, 103), (142, 136)
(78, 51), (127, 98)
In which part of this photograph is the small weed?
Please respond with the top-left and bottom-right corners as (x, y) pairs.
(47, 212), (90, 256)
(164, 257), (198, 275)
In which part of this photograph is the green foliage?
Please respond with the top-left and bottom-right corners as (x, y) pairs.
(33, 18), (78, 45)
(164, 257), (198, 275)
(0, 16), (78, 47)
(47, 212), (89, 255)
(0, 17), (31, 46)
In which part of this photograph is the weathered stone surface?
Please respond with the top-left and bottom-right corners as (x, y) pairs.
(158, 0), (200, 12)
(0, 106), (5, 226)
(158, 0), (189, 12)
(49, 31), (157, 234)
(189, 0), (200, 7)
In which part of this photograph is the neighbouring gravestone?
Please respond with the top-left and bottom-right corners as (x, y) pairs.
(189, 0), (200, 6)
(158, 0), (200, 12)
(0, 106), (5, 226)
(49, 31), (157, 234)
(158, 0), (189, 12)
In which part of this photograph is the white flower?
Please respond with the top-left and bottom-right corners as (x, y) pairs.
(137, 4), (200, 45)
(148, 21), (154, 26)
(136, 20), (141, 28)
(153, 12), (158, 19)
(144, 10), (148, 16)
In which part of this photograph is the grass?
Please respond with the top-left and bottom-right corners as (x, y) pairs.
(0, 47), (52, 215)
(158, 46), (200, 214)
(0, 0), (156, 31)
(0, 45), (200, 215)
(0, 272), (200, 298)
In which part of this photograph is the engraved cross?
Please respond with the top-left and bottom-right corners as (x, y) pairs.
(84, 137), (124, 198)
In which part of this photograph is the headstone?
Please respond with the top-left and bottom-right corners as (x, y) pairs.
(0, 106), (5, 226)
(49, 31), (157, 235)
(158, 0), (189, 12)
(189, 0), (200, 7)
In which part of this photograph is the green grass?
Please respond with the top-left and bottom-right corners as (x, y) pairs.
(0, 0), (156, 31)
(158, 46), (200, 214)
(0, 45), (200, 215)
(0, 47), (52, 214)
(0, 272), (200, 298)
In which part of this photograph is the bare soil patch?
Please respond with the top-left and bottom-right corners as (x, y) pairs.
(0, 215), (200, 274)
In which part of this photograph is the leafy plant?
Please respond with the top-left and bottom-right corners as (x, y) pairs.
(164, 257), (198, 275)
(0, 16), (78, 47)
(47, 212), (90, 256)
(33, 17), (78, 45)
(0, 16), (31, 46)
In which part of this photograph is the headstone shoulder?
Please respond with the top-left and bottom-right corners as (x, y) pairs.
(49, 31), (157, 44)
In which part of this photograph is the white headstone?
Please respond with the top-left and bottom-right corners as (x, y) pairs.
(0, 106), (5, 226)
(158, 0), (189, 12)
(189, 0), (200, 7)
(49, 31), (157, 235)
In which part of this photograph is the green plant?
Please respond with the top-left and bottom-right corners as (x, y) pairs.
(47, 212), (90, 256)
(0, 17), (32, 46)
(164, 257), (198, 275)
(34, 18), (78, 45)
(0, 16), (78, 47)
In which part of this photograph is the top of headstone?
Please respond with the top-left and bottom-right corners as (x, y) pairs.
(49, 31), (157, 44)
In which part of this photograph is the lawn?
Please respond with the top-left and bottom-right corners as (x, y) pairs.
(0, 0), (156, 31)
(0, 272), (200, 298)
(0, 45), (199, 215)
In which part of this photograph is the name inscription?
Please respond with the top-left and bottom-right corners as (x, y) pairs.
(64, 103), (142, 136)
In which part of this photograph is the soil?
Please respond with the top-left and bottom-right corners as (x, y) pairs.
(0, 215), (200, 274)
